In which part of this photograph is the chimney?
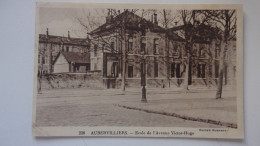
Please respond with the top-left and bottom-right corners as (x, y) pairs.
(46, 28), (49, 38)
(106, 9), (113, 23)
(154, 13), (158, 25)
(68, 31), (70, 39)
(174, 21), (178, 26)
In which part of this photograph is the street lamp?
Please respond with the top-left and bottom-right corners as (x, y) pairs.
(141, 51), (147, 103)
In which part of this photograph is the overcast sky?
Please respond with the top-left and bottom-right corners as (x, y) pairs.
(38, 7), (106, 38)
(38, 7), (181, 38)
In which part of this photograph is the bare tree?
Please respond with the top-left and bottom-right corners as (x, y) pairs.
(161, 9), (177, 88)
(174, 10), (197, 92)
(201, 10), (236, 99)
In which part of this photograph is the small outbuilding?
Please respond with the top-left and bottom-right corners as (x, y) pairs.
(53, 52), (90, 73)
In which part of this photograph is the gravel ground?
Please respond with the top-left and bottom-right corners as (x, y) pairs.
(35, 88), (236, 128)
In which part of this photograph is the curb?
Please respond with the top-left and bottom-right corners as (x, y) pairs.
(114, 104), (237, 129)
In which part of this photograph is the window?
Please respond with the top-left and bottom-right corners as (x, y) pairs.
(171, 63), (181, 78)
(198, 64), (206, 78)
(154, 62), (158, 77)
(42, 56), (45, 64)
(111, 62), (118, 77)
(141, 43), (146, 54)
(154, 38), (159, 54)
(38, 55), (40, 63)
(173, 45), (178, 56)
(111, 42), (115, 53)
(94, 45), (98, 57)
(199, 47), (205, 57)
(216, 46), (220, 58)
(86, 64), (90, 71)
(141, 29), (146, 36)
(128, 66), (133, 78)
(128, 37), (133, 53)
(176, 63), (181, 78)
(171, 63), (175, 77)
(66, 46), (69, 52)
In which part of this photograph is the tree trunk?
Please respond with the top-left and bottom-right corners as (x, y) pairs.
(183, 58), (189, 92)
(166, 38), (170, 88)
(183, 42), (191, 92)
(216, 39), (226, 99)
(121, 27), (126, 92)
(121, 55), (126, 92)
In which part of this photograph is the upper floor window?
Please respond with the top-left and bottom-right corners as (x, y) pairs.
(199, 47), (206, 57)
(216, 46), (220, 58)
(141, 29), (146, 36)
(154, 38), (159, 55)
(94, 45), (98, 57)
(141, 43), (146, 54)
(66, 46), (69, 52)
(128, 37), (133, 53)
(173, 45), (180, 56)
(111, 42), (115, 53)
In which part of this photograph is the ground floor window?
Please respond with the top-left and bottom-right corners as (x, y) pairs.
(111, 62), (118, 77)
(171, 63), (181, 78)
(128, 65), (133, 78)
(198, 64), (206, 78)
(154, 62), (158, 77)
(86, 64), (90, 71)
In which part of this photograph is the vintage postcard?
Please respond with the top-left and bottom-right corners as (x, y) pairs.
(33, 2), (244, 138)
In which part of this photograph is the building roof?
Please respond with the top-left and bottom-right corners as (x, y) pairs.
(54, 52), (90, 65)
(167, 31), (185, 41)
(39, 34), (90, 46)
(168, 23), (221, 43)
(89, 10), (165, 35)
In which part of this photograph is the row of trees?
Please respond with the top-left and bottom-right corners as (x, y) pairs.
(75, 8), (236, 99)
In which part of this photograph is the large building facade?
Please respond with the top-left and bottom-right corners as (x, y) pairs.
(38, 29), (91, 74)
(89, 10), (236, 89)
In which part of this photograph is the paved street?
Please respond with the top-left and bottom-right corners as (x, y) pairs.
(35, 88), (236, 128)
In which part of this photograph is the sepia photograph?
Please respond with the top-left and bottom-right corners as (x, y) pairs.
(32, 2), (243, 138)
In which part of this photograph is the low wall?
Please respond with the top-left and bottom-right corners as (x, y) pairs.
(40, 73), (104, 89)
(39, 74), (235, 90)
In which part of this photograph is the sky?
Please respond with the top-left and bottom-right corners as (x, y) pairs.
(38, 7), (106, 38)
(38, 7), (181, 38)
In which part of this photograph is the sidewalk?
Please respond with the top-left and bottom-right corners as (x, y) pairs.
(116, 88), (237, 128)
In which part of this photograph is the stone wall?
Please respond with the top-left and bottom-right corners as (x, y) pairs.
(40, 73), (104, 89)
